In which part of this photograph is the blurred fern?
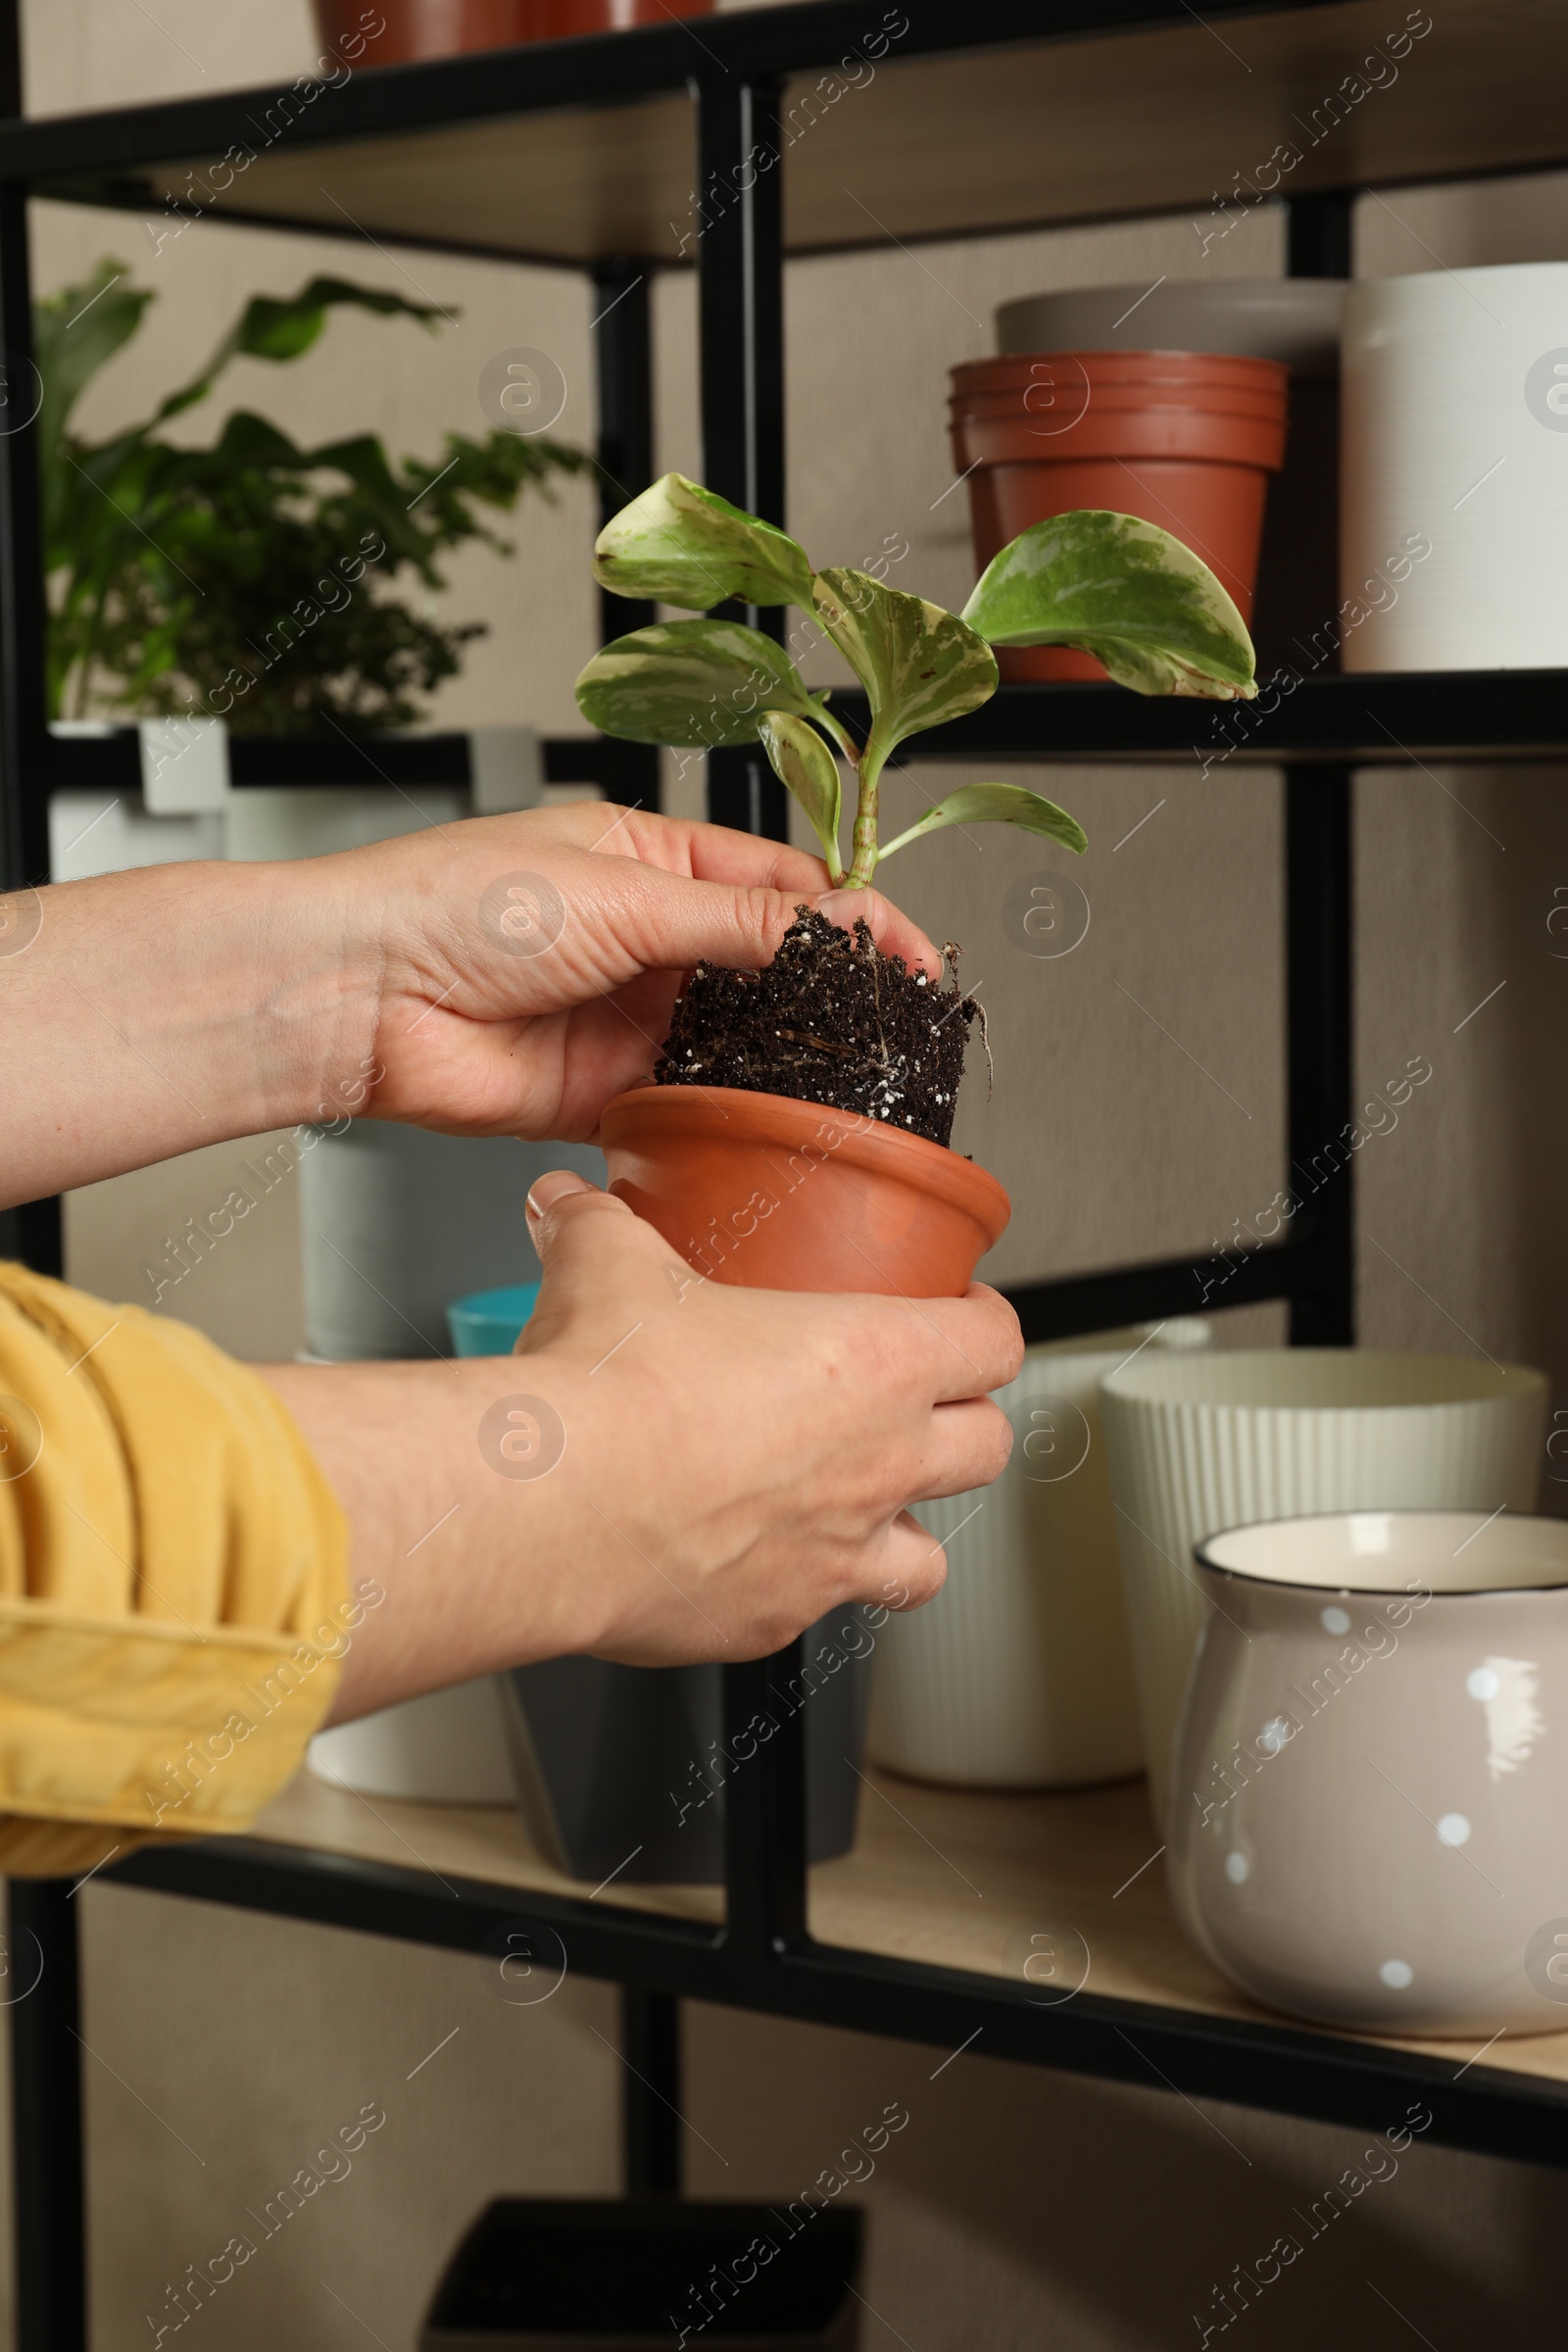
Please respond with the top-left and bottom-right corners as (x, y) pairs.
(39, 260), (591, 734)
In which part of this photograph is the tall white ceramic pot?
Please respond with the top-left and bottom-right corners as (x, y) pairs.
(867, 1321), (1210, 1788)
(1101, 1348), (1549, 1824)
(1341, 262), (1568, 669)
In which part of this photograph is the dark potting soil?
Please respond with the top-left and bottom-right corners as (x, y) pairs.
(655, 906), (980, 1150)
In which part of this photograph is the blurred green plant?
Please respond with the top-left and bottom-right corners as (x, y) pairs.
(39, 260), (590, 734)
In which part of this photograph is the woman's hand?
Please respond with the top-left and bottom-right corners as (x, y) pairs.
(264, 1173), (1021, 1716)
(0, 804), (940, 1204)
(350, 801), (939, 1142)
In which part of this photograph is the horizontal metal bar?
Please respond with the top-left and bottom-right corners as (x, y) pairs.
(43, 728), (655, 797)
(1002, 1231), (1335, 1345)
(845, 671), (1568, 766)
(106, 1837), (1568, 2171)
(0, 1), (1350, 186)
(39, 666), (1568, 806)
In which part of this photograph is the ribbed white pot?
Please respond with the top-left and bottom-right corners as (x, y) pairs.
(867, 1322), (1210, 1788)
(1341, 262), (1568, 670)
(1101, 1349), (1549, 1822)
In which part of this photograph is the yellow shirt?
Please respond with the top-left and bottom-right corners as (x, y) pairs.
(0, 1262), (350, 1879)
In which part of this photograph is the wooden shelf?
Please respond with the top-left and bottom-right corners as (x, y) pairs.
(243, 1760), (1568, 2098)
(11, 0), (1568, 268)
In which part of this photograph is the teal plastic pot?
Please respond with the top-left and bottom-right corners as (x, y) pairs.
(446, 1281), (542, 1357)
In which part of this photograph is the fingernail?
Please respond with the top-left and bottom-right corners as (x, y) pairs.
(525, 1170), (596, 1222)
(816, 888), (869, 930)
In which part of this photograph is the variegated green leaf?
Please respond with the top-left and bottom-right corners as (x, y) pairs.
(961, 510), (1256, 700)
(811, 568), (998, 761)
(575, 618), (817, 748)
(758, 711), (844, 881)
(593, 472), (813, 612)
(879, 782), (1088, 863)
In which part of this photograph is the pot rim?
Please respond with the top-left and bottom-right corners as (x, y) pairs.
(1194, 1506), (1568, 1599)
(1102, 1346), (1546, 1408)
(600, 1080), (1010, 1232)
(954, 347), (1291, 373)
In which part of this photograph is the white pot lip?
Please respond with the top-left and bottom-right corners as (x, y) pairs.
(1102, 1346), (1546, 1409)
(1195, 1508), (1568, 1599)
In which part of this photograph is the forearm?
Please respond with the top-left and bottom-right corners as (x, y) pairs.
(257, 1356), (603, 1723)
(0, 859), (369, 1205)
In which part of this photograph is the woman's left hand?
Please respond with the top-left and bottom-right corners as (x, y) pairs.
(1, 804), (940, 1202)
(346, 802), (941, 1142)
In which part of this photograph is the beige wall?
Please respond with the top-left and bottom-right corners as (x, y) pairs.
(12, 2), (1568, 2346)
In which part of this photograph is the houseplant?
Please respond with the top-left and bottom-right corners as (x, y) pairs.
(577, 473), (1256, 1298)
(40, 258), (589, 732)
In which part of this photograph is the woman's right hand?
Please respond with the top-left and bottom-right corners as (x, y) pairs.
(269, 1176), (1021, 1723)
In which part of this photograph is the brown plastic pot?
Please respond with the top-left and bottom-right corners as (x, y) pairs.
(950, 349), (1289, 681)
(314, 0), (711, 64)
(599, 1086), (1010, 1299)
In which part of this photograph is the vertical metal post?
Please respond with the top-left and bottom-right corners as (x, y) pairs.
(9, 1880), (86, 2352)
(1286, 188), (1353, 280)
(691, 72), (808, 1959)
(619, 1986), (682, 2196)
(591, 255), (660, 812)
(0, 29), (62, 1277)
(695, 76), (788, 842)
(721, 1645), (808, 1959)
(1284, 762), (1355, 1344)
(1281, 190), (1355, 1347)
(0, 198), (47, 890)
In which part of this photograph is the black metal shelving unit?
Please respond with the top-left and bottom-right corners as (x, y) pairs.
(5, 2), (1568, 2343)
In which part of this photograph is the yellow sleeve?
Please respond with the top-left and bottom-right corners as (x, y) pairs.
(0, 1261), (351, 1878)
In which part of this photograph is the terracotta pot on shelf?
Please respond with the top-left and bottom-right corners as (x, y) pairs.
(314, 0), (712, 66)
(949, 349), (1289, 681)
(599, 1085), (1010, 1299)
(993, 281), (1345, 675)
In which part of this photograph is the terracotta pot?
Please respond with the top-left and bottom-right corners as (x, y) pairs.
(599, 1086), (1010, 1299)
(993, 283), (1345, 673)
(314, 0), (711, 65)
(950, 349), (1288, 681)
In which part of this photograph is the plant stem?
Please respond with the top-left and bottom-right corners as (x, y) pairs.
(847, 742), (882, 888)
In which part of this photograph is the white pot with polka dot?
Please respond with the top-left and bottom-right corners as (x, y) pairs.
(868, 1321), (1210, 1788)
(1167, 1510), (1568, 2036)
(1101, 1348), (1548, 1825)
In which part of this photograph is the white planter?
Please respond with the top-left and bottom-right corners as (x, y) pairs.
(1341, 262), (1568, 670)
(309, 1678), (516, 1805)
(867, 1321), (1209, 1789)
(1101, 1349), (1549, 1822)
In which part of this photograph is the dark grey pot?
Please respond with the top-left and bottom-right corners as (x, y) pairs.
(422, 2200), (862, 2351)
(498, 1608), (873, 1884)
